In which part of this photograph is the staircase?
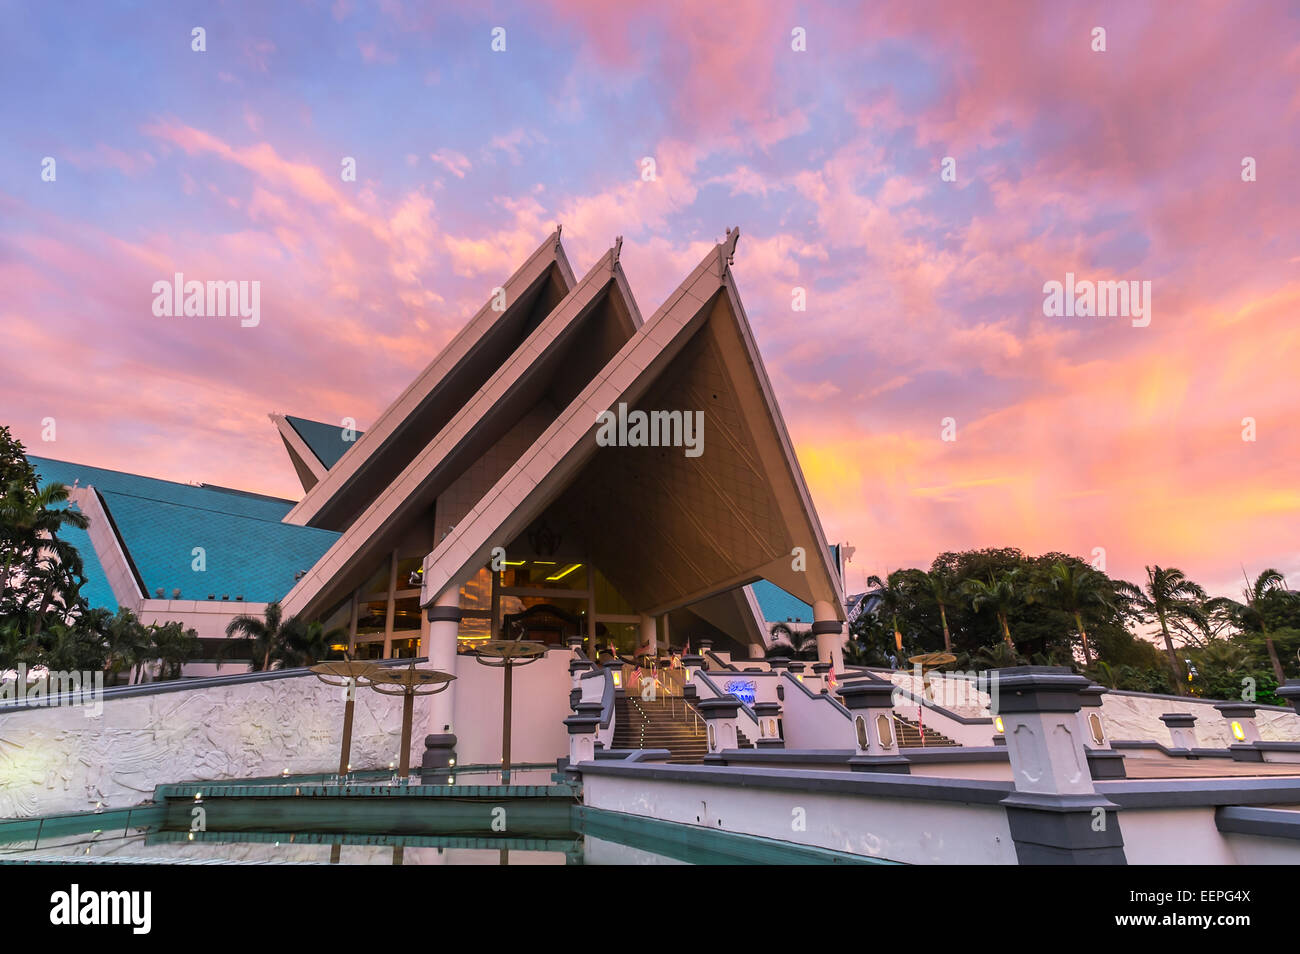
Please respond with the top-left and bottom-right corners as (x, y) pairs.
(892, 713), (959, 748)
(613, 693), (751, 763)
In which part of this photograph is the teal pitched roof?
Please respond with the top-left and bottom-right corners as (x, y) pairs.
(751, 545), (842, 625)
(285, 416), (363, 469)
(29, 456), (340, 609)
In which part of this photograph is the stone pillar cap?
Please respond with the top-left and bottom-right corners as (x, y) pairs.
(697, 695), (741, 717)
(752, 701), (781, 715)
(1213, 702), (1258, 718)
(1274, 680), (1300, 704)
(786, 661), (807, 673)
(1158, 712), (1198, 727)
(812, 662), (832, 673)
(1079, 684), (1107, 707)
(838, 681), (897, 710)
(766, 656), (790, 669)
(563, 714), (601, 734)
(992, 666), (1092, 714)
(681, 654), (704, 666)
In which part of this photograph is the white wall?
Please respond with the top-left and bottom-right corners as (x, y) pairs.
(1101, 691), (1300, 747)
(0, 672), (430, 818)
(779, 674), (851, 749)
(450, 649), (573, 767)
(582, 770), (1017, 864)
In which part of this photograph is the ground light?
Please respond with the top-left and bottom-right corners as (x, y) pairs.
(474, 639), (547, 783)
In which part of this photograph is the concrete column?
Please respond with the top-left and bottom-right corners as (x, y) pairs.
(568, 656), (592, 711)
(747, 643), (766, 660)
(562, 709), (601, 768)
(811, 600), (845, 672)
(424, 583), (461, 739)
(995, 666), (1126, 864)
(1159, 712), (1199, 750)
(638, 614), (658, 660)
(839, 681), (910, 773)
(752, 701), (784, 748)
(699, 696), (741, 759)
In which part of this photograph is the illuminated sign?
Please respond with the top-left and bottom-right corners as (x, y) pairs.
(724, 679), (757, 705)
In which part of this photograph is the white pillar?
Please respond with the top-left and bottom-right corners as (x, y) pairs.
(811, 600), (845, 672)
(425, 583), (461, 736)
(747, 643), (765, 660)
(638, 613), (658, 659)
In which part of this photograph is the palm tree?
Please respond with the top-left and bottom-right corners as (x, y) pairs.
(1208, 569), (1292, 685)
(767, 625), (817, 660)
(1028, 562), (1115, 666)
(0, 479), (90, 616)
(911, 568), (956, 653)
(151, 621), (200, 680)
(865, 570), (912, 656)
(962, 571), (1019, 651)
(223, 602), (341, 671)
(1116, 566), (1207, 695)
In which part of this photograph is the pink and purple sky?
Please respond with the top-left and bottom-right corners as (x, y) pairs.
(2, 0), (1298, 597)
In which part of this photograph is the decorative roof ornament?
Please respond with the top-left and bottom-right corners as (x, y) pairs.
(612, 235), (623, 265)
(723, 226), (740, 267)
(555, 224), (563, 251)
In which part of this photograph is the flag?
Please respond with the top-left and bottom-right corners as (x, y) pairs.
(828, 660), (837, 688)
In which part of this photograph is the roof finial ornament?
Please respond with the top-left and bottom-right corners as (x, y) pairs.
(555, 224), (563, 251)
(612, 235), (623, 265)
(723, 226), (740, 266)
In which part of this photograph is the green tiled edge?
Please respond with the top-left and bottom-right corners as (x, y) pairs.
(572, 805), (895, 865)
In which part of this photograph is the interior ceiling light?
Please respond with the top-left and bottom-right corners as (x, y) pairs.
(546, 563), (582, 581)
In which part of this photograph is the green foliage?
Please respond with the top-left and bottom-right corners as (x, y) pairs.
(223, 601), (345, 671)
(0, 425), (90, 635)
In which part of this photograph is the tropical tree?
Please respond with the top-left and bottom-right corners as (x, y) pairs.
(911, 568), (957, 652)
(1027, 562), (1116, 666)
(961, 570), (1020, 651)
(151, 621), (200, 680)
(1115, 566), (1207, 695)
(1208, 569), (1293, 685)
(223, 602), (342, 671)
(767, 624), (817, 660)
(0, 427), (91, 635)
(865, 571), (913, 657)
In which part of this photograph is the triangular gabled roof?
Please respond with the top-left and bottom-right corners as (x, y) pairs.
(279, 242), (643, 621)
(417, 229), (846, 622)
(284, 229), (576, 530)
(270, 414), (366, 492)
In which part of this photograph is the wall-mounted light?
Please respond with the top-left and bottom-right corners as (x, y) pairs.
(994, 715), (1005, 734)
(1230, 721), (1246, 742)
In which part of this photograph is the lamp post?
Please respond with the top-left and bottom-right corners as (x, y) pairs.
(367, 661), (456, 779)
(309, 659), (384, 778)
(474, 639), (547, 783)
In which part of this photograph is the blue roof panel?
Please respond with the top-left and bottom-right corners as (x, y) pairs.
(28, 456), (339, 608)
(286, 416), (363, 469)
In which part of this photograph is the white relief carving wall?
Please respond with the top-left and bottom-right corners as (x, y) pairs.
(0, 674), (431, 818)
